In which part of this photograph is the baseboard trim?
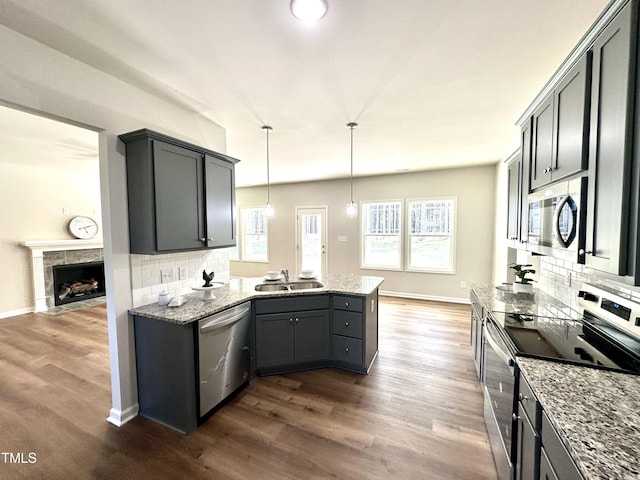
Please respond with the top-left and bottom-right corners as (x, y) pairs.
(0, 307), (34, 319)
(107, 403), (139, 427)
(380, 290), (470, 305)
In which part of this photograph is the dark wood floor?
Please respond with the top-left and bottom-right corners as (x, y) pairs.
(0, 297), (496, 479)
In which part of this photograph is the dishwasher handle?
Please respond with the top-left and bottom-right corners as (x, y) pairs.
(199, 305), (251, 334)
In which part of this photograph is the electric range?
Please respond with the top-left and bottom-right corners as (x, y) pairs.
(490, 284), (640, 374)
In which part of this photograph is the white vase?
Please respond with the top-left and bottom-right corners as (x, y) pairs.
(512, 282), (533, 294)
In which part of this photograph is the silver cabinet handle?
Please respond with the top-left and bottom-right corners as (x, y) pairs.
(295, 317), (299, 323)
(345, 347), (349, 353)
(345, 302), (349, 308)
(289, 318), (293, 323)
(345, 322), (349, 327)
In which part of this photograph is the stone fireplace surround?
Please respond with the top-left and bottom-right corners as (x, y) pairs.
(22, 240), (104, 312)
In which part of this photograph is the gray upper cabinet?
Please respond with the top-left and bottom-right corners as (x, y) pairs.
(531, 95), (555, 190)
(531, 54), (591, 190)
(506, 154), (521, 242)
(585, 1), (636, 276)
(119, 129), (239, 254)
(204, 155), (236, 248)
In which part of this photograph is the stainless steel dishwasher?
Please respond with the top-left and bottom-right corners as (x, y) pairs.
(198, 302), (251, 416)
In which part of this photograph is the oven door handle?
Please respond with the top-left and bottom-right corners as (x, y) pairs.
(484, 325), (515, 368)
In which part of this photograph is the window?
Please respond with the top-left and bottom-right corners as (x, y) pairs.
(361, 201), (402, 270)
(241, 207), (269, 262)
(407, 198), (456, 273)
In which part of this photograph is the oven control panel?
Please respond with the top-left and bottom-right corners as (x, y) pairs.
(578, 284), (640, 338)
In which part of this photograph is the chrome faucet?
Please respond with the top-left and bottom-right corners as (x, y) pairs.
(280, 268), (289, 282)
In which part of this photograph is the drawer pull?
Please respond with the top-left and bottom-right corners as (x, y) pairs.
(345, 347), (349, 353)
(345, 302), (349, 308)
(345, 322), (349, 327)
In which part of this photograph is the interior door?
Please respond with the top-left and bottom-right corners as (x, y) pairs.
(296, 207), (327, 278)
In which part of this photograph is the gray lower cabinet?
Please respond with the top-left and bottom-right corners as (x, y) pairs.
(254, 295), (331, 373)
(515, 375), (541, 480)
(119, 129), (238, 254)
(540, 412), (583, 480)
(331, 292), (378, 373)
(514, 372), (583, 480)
(133, 315), (199, 433)
(255, 309), (330, 370)
(254, 292), (379, 375)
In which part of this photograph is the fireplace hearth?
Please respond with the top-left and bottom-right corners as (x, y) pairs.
(52, 261), (105, 306)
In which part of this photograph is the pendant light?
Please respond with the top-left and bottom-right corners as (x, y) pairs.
(346, 122), (358, 218)
(262, 125), (274, 218)
(290, 0), (328, 22)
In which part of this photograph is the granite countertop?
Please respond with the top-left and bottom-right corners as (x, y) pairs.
(470, 282), (581, 320)
(129, 273), (384, 325)
(518, 357), (640, 480)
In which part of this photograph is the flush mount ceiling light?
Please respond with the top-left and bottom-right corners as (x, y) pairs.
(290, 0), (328, 22)
(346, 122), (358, 218)
(262, 125), (274, 218)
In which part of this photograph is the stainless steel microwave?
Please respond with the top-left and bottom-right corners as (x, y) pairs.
(527, 177), (587, 262)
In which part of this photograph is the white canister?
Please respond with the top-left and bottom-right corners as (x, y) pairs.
(158, 291), (170, 306)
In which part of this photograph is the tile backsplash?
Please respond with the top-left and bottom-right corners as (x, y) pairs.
(130, 248), (231, 307)
(536, 255), (640, 312)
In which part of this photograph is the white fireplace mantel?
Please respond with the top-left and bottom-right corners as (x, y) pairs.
(22, 239), (104, 312)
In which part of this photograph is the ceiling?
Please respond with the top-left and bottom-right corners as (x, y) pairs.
(0, 0), (611, 187)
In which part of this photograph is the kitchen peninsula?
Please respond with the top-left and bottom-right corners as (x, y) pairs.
(129, 273), (383, 433)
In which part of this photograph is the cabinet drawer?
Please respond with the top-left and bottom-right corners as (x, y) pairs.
(332, 311), (363, 339)
(519, 374), (540, 427)
(332, 335), (363, 365)
(332, 295), (363, 312)
(541, 412), (583, 480)
(255, 295), (330, 315)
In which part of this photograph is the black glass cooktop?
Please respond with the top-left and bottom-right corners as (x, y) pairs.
(490, 311), (640, 374)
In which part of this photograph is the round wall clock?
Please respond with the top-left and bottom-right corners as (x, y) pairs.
(68, 216), (99, 239)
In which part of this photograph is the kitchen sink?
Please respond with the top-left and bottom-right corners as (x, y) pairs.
(254, 281), (324, 292)
(254, 283), (290, 292)
(288, 281), (324, 290)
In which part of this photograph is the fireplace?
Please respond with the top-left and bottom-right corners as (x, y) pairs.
(52, 261), (106, 306)
(21, 240), (104, 312)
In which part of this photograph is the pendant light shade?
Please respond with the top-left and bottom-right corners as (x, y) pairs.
(346, 122), (358, 218)
(262, 125), (274, 218)
(290, 0), (328, 22)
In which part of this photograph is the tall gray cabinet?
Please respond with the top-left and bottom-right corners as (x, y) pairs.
(119, 129), (238, 254)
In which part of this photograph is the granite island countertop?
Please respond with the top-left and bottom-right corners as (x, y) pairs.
(129, 273), (384, 325)
(517, 357), (640, 480)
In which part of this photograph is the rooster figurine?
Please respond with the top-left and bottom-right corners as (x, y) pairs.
(202, 270), (215, 287)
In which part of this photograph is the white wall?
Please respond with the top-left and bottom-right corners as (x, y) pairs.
(232, 165), (498, 302)
(0, 24), (227, 426)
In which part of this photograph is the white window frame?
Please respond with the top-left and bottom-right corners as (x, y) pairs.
(238, 206), (269, 263)
(360, 200), (403, 271)
(405, 197), (456, 274)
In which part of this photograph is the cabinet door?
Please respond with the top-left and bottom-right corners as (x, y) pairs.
(153, 141), (204, 251)
(585, 3), (634, 275)
(552, 53), (591, 181)
(520, 120), (532, 242)
(507, 156), (521, 241)
(256, 313), (294, 368)
(531, 96), (554, 190)
(294, 310), (330, 364)
(539, 448), (559, 480)
(204, 155), (236, 248)
(515, 403), (539, 480)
